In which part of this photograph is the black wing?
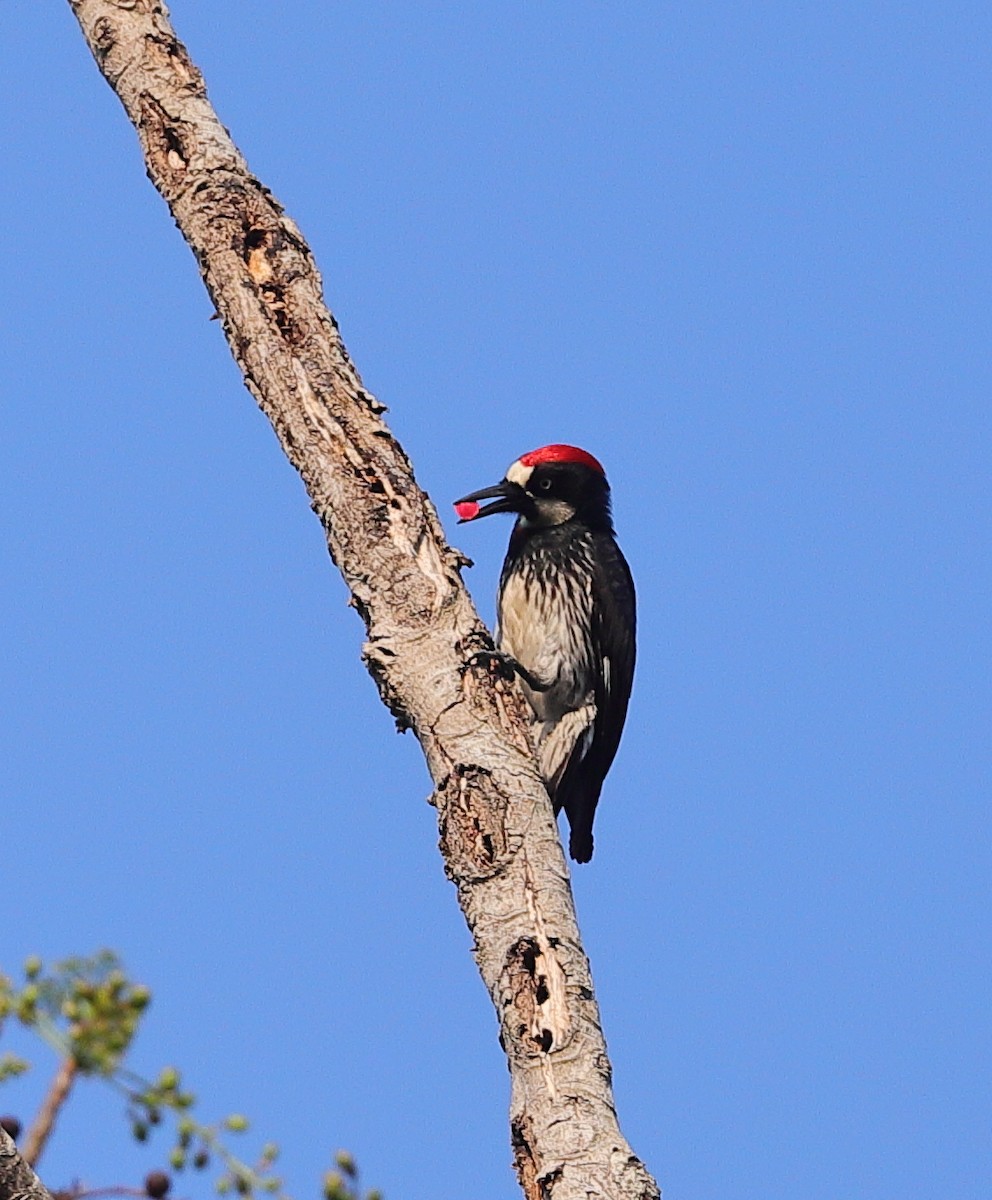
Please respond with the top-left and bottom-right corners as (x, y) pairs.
(558, 532), (636, 861)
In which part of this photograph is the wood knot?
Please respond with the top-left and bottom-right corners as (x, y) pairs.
(436, 764), (507, 880)
(92, 17), (116, 56)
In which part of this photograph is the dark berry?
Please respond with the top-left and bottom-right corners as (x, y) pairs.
(145, 1171), (171, 1198)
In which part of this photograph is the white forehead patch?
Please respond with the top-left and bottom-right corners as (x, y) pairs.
(506, 459), (534, 489)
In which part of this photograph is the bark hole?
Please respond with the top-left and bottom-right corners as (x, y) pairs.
(507, 938), (553, 1053)
(510, 1116), (541, 1200)
(139, 94), (188, 180)
(436, 765), (507, 877)
(239, 226), (303, 344)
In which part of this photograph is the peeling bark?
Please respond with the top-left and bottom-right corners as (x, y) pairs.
(63, 4), (660, 1198)
(0, 1128), (54, 1200)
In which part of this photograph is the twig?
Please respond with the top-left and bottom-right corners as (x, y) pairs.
(23, 1057), (79, 1167)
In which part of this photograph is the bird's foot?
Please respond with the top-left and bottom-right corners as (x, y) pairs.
(464, 650), (552, 693)
(463, 649), (520, 684)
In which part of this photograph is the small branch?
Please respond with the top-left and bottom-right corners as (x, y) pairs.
(60, 1189), (146, 1200)
(23, 1057), (79, 1167)
(0, 1126), (55, 1200)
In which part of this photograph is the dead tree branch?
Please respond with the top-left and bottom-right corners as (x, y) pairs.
(63, 3), (659, 1197)
(0, 1127), (55, 1200)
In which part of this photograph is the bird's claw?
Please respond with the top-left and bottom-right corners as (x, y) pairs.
(463, 650), (552, 692)
(463, 649), (519, 683)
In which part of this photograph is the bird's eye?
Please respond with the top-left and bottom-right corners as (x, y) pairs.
(539, 478), (553, 491)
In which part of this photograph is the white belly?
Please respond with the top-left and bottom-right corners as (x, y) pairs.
(498, 569), (595, 722)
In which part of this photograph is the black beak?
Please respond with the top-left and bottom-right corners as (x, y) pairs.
(453, 480), (526, 523)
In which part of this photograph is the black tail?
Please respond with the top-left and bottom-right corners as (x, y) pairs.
(558, 772), (601, 863)
(568, 821), (594, 863)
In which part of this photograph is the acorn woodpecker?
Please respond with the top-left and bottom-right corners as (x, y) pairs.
(454, 444), (636, 863)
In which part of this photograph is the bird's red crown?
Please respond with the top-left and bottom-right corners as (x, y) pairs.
(518, 444), (605, 475)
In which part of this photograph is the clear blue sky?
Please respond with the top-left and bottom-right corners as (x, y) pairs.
(2, 3), (989, 1198)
